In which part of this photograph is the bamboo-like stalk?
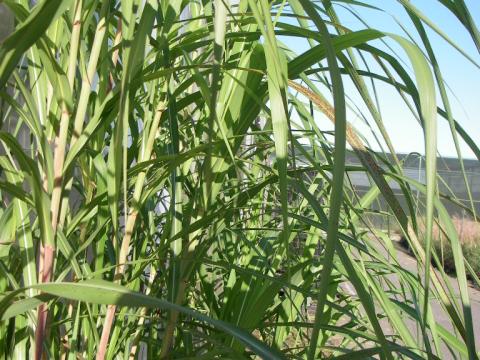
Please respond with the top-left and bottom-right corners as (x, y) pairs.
(128, 266), (156, 360)
(56, 1), (109, 233)
(34, 1), (83, 357)
(159, 1), (228, 355)
(97, 102), (165, 359)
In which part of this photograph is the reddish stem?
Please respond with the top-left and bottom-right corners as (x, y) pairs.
(34, 245), (55, 360)
(96, 304), (117, 360)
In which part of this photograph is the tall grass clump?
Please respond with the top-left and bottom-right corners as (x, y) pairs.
(400, 217), (480, 281)
(0, 0), (479, 359)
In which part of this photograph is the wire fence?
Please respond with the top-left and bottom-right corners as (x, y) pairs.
(349, 161), (480, 230)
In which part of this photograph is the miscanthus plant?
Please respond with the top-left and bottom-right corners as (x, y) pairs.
(0, 0), (479, 359)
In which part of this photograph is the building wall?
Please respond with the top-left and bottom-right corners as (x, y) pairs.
(0, 4), (14, 43)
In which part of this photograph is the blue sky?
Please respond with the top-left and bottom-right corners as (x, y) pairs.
(282, 0), (479, 159)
